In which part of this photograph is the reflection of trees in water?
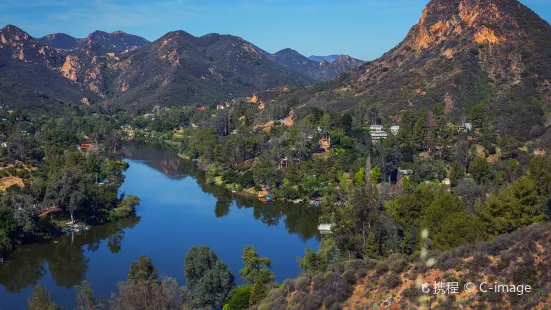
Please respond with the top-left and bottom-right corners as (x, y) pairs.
(123, 142), (322, 243)
(0, 216), (140, 293)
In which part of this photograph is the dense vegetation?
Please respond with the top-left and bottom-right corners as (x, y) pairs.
(115, 91), (551, 308)
(26, 245), (275, 310)
(0, 106), (139, 257)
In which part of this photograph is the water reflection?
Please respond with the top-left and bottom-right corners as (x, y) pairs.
(0, 216), (140, 293)
(122, 143), (321, 242)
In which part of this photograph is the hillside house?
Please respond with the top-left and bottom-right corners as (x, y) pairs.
(197, 106), (206, 111)
(121, 124), (133, 131)
(370, 125), (388, 141)
(458, 123), (473, 132)
(391, 125), (400, 135)
(216, 104), (225, 110)
(319, 138), (331, 152)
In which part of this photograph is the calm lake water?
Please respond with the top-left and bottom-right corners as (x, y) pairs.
(0, 143), (320, 309)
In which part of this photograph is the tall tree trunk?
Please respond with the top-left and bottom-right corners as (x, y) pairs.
(365, 150), (371, 185)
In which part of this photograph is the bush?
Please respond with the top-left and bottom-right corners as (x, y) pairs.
(293, 276), (311, 293)
(383, 273), (402, 289)
(388, 254), (409, 273)
(375, 261), (389, 275)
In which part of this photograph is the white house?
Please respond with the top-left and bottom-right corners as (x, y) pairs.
(391, 125), (400, 135)
(369, 125), (384, 132)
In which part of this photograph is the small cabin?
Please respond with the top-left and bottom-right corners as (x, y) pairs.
(216, 104), (225, 110)
(79, 142), (91, 149)
(197, 106), (206, 111)
(319, 138), (331, 152)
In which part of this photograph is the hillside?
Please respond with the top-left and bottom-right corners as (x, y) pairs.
(0, 25), (94, 112)
(280, 0), (551, 140)
(109, 31), (314, 110)
(270, 49), (363, 80)
(257, 223), (551, 309)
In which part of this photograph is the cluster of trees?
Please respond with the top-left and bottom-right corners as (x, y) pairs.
(25, 245), (275, 310)
(0, 110), (139, 256)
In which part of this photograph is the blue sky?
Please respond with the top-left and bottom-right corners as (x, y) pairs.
(1, 0), (550, 60)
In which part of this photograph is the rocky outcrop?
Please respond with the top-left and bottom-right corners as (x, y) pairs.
(61, 56), (82, 81)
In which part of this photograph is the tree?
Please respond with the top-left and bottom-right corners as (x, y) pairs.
(478, 176), (545, 235)
(184, 245), (219, 290)
(45, 167), (91, 224)
(432, 213), (485, 250)
(194, 260), (235, 308)
(370, 166), (382, 184)
(297, 247), (322, 273)
(354, 168), (366, 188)
(128, 255), (159, 284)
(469, 157), (493, 184)
(340, 114), (353, 135)
(27, 284), (63, 310)
(75, 281), (97, 310)
(227, 285), (252, 310)
(249, 269), (274, 307)
(240, 245), (273, 284)
(470, 101), (488, 130)
(449, 161), (465, 187)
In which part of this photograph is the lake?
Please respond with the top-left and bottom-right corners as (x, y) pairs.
(0, 143), (320, 309)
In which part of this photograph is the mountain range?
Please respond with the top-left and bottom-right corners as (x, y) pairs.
(1, 0), (550, 140)
(0, 25), (362, 112)
(308, 55), (342, 63)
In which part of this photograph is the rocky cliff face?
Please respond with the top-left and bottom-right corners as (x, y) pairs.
(0, 25), (64, 67)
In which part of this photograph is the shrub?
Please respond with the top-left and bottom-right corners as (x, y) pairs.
(383, 273), (402, 289)
(388, 254), (409, 273)
(293, 276), (311, 293)
(375, 261), (389, 275)
(227, 285), (251, 310)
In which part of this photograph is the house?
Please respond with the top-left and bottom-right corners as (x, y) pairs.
(0, 142), (7, 148)
(121, 124), (133, 131)
(317, 223), (334, 235)
(216, 104), (225, 110)
(79, 142), (91, 149)
(391, 125), (400, 135)
(369, 125), (384, 132)
(458, 123), (473, 132)
(279, 157), (289, 168)
(370, 125), (388, 141)
(319, 138), (331, 152)
(197, 106), (206, 111)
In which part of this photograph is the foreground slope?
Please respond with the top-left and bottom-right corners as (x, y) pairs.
(258, 223), (551, 309)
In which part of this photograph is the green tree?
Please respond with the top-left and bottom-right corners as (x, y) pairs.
(249, 269), (274, 307)
(194, 260), (235, 308)
(449, 161), (465, 187)
(128, 255), (159, 284)
(227, 285), (252, 310)
(432, 213), (485, 250)
(240, 245), (273, 284)
(184, 245), (219, 290)
(478, 176), (545, 235)
(469, 157), (493, 184)
(470, 101), (487, 130)
(354, 167), (366, 188)
(297, 248), (322, 273)
(370, 166), (382, 184)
